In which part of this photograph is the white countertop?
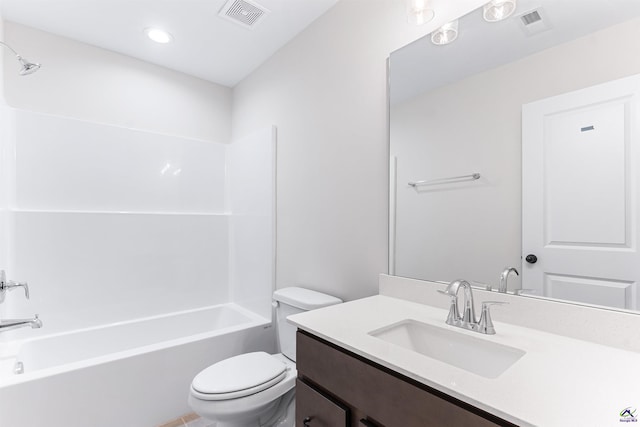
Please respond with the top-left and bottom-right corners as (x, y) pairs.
(288, 295), (640, 427)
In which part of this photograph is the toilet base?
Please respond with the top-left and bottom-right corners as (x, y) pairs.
(191, 389), (295, 427)
(262, 390), (294, 427)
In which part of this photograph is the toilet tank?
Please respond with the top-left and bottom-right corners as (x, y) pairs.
(273, 287), (342, 361)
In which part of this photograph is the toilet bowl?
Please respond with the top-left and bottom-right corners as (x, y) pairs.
(188, 287), (342, 427)
(188, 353), (296, 427)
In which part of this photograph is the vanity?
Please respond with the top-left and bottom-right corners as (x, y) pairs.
(288, 275), (640, 427)
(295, 330), (513, 427)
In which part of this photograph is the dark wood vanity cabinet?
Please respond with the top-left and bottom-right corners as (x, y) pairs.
(295, 330), (517, 427)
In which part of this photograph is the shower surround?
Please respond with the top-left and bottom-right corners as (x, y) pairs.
(0, 107), (276, 426)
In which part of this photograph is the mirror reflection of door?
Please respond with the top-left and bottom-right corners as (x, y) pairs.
(522, 74), (640, 310)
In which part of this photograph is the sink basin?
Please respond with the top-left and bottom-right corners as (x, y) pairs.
(369, 319), (525, 379)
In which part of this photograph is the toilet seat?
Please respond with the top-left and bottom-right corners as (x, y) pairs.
(191, 352), (288, 401)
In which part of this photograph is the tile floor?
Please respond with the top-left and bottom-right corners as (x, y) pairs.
(158, 413), (214, 427)
(183, 417), (214, 427)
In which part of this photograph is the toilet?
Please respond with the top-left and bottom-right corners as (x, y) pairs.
(188, 287), (342, 427)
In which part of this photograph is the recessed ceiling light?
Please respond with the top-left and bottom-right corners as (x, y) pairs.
(144, 28), (173, 44)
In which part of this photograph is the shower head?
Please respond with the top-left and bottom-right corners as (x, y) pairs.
(17, 56), (41, 75)
(0, 41), (41, 76)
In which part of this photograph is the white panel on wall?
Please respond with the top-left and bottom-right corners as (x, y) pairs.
(228, 127), (276, 320)
(5, 211), (229, 338)
(13, 109), (227, 213)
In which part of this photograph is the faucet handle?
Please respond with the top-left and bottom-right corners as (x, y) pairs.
(0, 270), (30, 301)
(9, 281), (30, 299)
(437, 290), (460, 326)
(437, 284), (456, 297)
(477, 301), (507, 335)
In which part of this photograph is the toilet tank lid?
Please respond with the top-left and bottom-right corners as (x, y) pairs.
(273, 287), (342, 310)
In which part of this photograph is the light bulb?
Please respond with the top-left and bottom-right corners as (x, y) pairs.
(431, 20), (459, 45)
(145, 28), (173, 44)
(406, 0), (435, 25)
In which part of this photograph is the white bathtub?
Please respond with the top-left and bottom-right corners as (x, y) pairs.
(0, 304), (274, 427)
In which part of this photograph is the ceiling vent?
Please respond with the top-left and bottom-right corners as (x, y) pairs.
(219, 0), (270, 29)
(517, 8), (553, 36)
(521, 10), (542, 26)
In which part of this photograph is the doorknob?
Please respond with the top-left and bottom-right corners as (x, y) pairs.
(525, 254), (538, 264)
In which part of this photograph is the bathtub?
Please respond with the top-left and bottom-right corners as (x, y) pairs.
(0, 304), (274, 427)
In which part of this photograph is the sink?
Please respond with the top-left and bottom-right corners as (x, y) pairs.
(369, 319), (525, 379)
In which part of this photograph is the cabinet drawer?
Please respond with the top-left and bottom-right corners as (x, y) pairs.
(297, 330), (514, 427)
(296, 378), (349, 427)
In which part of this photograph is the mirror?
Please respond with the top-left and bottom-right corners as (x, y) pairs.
(389, 0), (640, 312)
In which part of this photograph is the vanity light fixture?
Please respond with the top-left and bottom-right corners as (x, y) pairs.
(420, 0), (516, 45)
(431, 20), (459, 45)
(406, 0), (435, 25)
(144, 28), (174, 44)
(483, 0), (517, 22)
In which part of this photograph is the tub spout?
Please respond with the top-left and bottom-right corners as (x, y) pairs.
(0, 314), (42, 333)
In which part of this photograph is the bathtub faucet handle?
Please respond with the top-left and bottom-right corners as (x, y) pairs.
(0, 270), (30, 302)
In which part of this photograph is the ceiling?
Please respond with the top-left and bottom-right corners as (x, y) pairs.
(390, 0), (640, 104)
(0, 0), (339, 87)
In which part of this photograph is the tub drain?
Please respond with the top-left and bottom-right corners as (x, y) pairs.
(13, 361), (24, 375)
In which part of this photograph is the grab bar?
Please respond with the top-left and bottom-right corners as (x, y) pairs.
(408, 173), (480, 188)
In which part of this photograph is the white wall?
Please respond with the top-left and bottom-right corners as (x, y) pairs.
(3, 21), (231, 142)
(231, 0), (488, 302)
(391, 17), (640, 289)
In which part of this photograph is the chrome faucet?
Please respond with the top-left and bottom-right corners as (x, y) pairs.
(439, 279), (506, 335)
(498, 267), (519, 293)
(439, 279), (477, 327)
(0, 270), (42, 333)
(0, 314), (42, 333)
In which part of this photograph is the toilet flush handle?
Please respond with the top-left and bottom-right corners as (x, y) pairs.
(303, 417), (312, 426)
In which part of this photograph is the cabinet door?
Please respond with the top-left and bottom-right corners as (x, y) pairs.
(296, 379), (348, 427)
